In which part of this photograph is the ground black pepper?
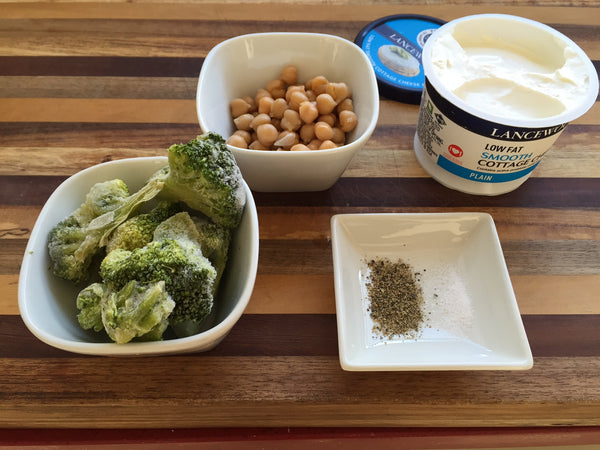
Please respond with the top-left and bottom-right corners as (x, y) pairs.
(365, 258), (424, 338)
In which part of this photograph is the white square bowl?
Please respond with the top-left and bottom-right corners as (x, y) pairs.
(331, 212), (533, 371)
(197, 32), (379, 192)
(18, 157), (259, 356)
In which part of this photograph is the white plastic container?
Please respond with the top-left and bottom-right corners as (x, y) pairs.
(414, 14), (599, 195)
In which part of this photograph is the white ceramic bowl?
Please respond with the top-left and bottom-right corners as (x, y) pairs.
(18, 157), (259, 356)
(197, 32), (380, 192)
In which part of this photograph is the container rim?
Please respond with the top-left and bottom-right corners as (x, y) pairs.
(421, 13), (599, 128)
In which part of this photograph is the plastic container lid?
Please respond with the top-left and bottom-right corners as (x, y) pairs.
(355, 14), (446, 104)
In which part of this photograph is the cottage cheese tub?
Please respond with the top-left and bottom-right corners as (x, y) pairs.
(414, 14), (599, 195)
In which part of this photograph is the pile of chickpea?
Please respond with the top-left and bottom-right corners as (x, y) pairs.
(227, 65), (358, 151)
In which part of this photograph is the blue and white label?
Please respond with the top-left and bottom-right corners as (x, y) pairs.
(360, 17), (443, 93)
(416, 79), (567, 184)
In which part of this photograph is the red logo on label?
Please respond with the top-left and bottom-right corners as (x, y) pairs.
(448, 144), (463, 158)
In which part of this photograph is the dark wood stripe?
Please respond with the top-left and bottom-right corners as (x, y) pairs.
(1, 314), (599, 358)
(525, 315), (600, 357)
(502, 239), (600, 275)
(257, 239), (599, 276)
(253, 178), (600, 209)
(0, 123), (201, 148)
(0, 76), (197, 99)
(1, 426), (600, 447)
(258, 239), (333, 276)
(3, 176), (600, 208)
(3, 238), (598, 276)
(0, 53), (596, 80)
(0, 56), (203, 77)
(0, 176), (66, 207)
(1, 240), (29, 275)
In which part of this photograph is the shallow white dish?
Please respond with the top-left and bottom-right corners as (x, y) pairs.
(197, 32), (379, 192)
(18, 157), (259, 356)
(331, 212), (533, 371)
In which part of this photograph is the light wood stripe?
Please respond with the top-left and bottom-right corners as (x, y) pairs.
(0, 97), (598, 126)
(0, 3), (599, 28)
(247, 274), (600, 315)
(4, 274), (598, 316)
(0, 355), (598, 427)
(256, 207), (600, 241)
(346, 144), (600, 179)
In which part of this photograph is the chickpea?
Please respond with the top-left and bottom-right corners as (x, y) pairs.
(230, 97), (251, 118)
(310, 76), (329, 94)
(331, 127), (345, 144)
(266, 79), (286, 99)
(299, 123), (315, 143)
(250, 113), (271, 130)
(319, 140), (337, 150)
(258, 96), (275, 115)
(249, 139), (270, 150)
(227, 134), (248, 149)
(314, 121), (334, 141)
(336, 98), (354, 113)
(289, 90), (309, 111)
(285, 85), (305, 103)
(274, 130), (299, 149)
(316, 93), (337, 115)
(326, 82), (350, 103)
(243, 96), (257, 113)
(298, 101), (319, 123)
(255, 88), (272, 104)
(339, 110), (358, 132)
(290, 143), (311, 151)
(280, 109), (302, 131)
(233, 113), (254, 131)
(318, 113), (336, 127)
(228, 67), (357, 151)
(280, 65), (298, 85)
(270, 98), (288, 119)
(256, 123), (279, 147)
(307, 139), (322, 150)
(233, 129), (252, 144)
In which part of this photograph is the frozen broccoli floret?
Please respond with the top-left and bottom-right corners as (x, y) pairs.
(77, 179), (131, 222)
(153, 210), (231, 290)
(101, 280), (175, 344)
(100, 216), (217, 338)
(105, 201), (180, 253)
(48, 179), (130, 283)
(191, 215), (231, 293)
(75, 280), (174, 343)
(76, 282), (107, 332)
(47, 177), (165, 283)
(153, 211), (201, 243)
(152, 132), (246, 229)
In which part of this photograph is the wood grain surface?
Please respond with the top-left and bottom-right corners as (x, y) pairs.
(0, 1), (599, 448)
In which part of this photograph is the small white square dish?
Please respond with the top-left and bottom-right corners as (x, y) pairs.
(330, 212), (533, 371)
